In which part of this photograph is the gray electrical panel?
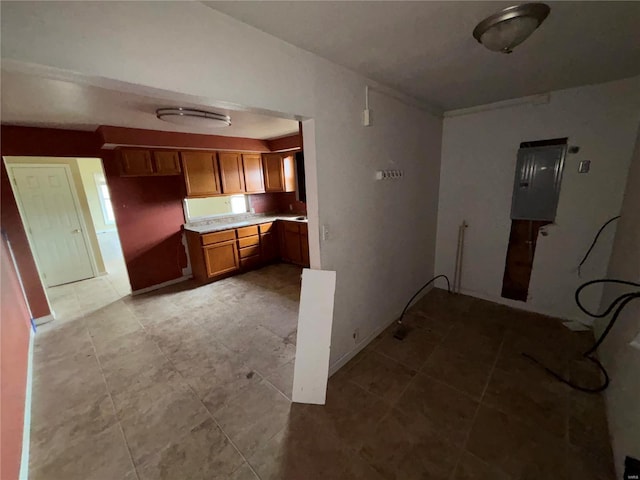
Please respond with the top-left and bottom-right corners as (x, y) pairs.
(510, 144), (567, 221)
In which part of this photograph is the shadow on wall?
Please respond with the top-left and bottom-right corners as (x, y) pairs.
(125, 233), (188, 290)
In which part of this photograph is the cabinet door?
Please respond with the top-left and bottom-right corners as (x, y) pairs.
(204, 239), (239, 277)
(182, 152), (221, 197)
(153, 151), (182, 175)
(218, 152), (246, 194)
(282, 153), (297, 192)
(263, 153), (285, 192)
(242, 154), (265, 193)
(283, 229), (303, 264)
(260, 231), (278, 262)
(120, 149), (154, 176)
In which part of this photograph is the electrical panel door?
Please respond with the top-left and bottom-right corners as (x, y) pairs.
(510, 144), (567, 221)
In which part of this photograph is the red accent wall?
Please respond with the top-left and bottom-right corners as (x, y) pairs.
(266, 133), (302, 152)
(249, 192), (307, 215)
(1, 236), (32, 480)
(1, 125), (100, 158)
(98, 125), (271, 152)
(101, 151), (188, 290)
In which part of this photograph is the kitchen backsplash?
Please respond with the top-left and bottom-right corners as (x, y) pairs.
(249, 192), (306, 215)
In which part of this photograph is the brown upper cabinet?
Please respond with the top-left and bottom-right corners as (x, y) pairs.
(181, 151), (221, 197)
(119, 149), (154, 176)
(153, 151), (182, 175)
(119, 149), (182, 177)
(242, 154), (265, 193)
(218, 152), (246, 194)
(263, 153), (296, 192)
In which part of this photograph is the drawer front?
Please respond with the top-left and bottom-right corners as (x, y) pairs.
(201, 230), (236, 245)
(299, 223), (308, 235)
(240, 255), (261, 270)
(237, 235), (260, 249)
(236, 225), (259, 238)
(282, 221), (300, 233)
(259, 222), (274, 234)
(239, 245), (260, 259)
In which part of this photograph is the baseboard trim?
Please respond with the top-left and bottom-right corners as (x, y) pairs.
(328, 316), (397, 377)
(34, 313), (55, 326)
(328, 284), (434, 377)
(19, 329), (34, 480)
(131, 275), (192, 296)
(457, 287), (578, 322)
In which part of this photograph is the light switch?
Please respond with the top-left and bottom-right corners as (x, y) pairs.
(578, 160), (591, 173)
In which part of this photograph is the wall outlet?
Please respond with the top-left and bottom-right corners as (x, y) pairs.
(353, 328), (360, 343)
(322, 224), (329, 241)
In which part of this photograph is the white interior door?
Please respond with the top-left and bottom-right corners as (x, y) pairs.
(11, 165), (95, 287)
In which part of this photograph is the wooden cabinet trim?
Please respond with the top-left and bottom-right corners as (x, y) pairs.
(259, 222), (274, 234)
(201, 229), (236, 245)
(242, 154), (265, 193)
(240, 255), (261, 270)
(182, 151), (221, 197)
(238, 235), (260, 249)
(262, 153), (286, 192)
(239, 245), (261, 258)
(119, 149), (154, 176)
(153, 150), (182, 175)
(218, 152), (246, 194)
(203, 239), (239, 277)
(236, 225), (259, 238)
(282, 221), (300, 233)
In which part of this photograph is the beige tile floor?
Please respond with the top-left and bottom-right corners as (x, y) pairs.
(43, 231), (131, 327)
(31, 272), (615, 480)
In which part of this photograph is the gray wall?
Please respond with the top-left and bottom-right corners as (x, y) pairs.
(598, 123), (640, 475)
(436, 78), (640, 322)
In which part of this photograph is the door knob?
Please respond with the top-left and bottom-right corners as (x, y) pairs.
(72, 229), (81, 233)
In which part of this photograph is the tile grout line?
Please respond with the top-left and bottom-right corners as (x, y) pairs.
(84, 319), (141, 480)
(125, 305), (263, 480)
(448, 332), (507, 480)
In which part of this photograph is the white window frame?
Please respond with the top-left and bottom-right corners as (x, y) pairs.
(94, 172), (115, 225)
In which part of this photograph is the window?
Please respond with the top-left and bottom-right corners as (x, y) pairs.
(230, 195), (248, 214)
(183, 194), (249, 222)
(94, 173), (115, 225)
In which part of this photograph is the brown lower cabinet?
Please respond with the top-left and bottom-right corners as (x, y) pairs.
(186, 220), (309, 283)
(204, 240), (239, 277)
(280, 221), (309, 267)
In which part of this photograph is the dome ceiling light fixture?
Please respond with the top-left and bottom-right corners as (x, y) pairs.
(156, 107), (231, 128)
(473, 3), (550, 54)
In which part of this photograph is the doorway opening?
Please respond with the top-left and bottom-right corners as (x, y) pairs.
(4, 156), (131, 324)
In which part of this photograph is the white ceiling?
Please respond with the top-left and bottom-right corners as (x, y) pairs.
(207, 1), (640, 111)
(0, 70), (299, 139)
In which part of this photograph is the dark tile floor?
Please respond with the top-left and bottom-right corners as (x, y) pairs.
(31, 271), (615, 480)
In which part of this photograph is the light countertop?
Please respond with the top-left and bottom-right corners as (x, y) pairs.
(184, 214), (307, 234)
